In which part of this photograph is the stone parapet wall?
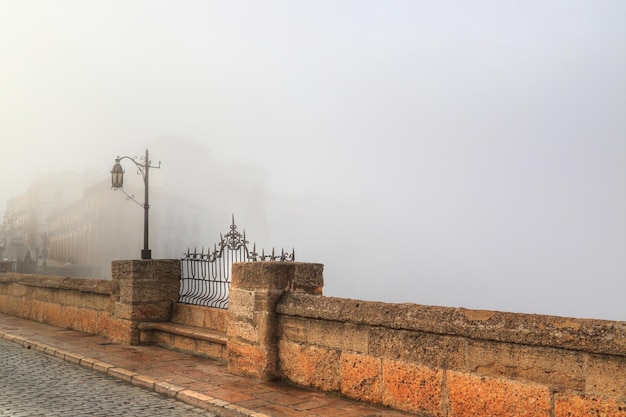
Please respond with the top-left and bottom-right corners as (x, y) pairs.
(0, 273), (113, 337)
(276, 293), (626, 416)
(0, 259), (182, 344)
(2, 261), (624, 416)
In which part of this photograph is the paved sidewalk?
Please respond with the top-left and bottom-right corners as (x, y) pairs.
(0, 314), (415, 417)
(0, 337), (216, 417)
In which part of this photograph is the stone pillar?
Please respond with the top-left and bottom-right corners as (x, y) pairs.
(227, 262), (323, 381)
(108, 259), (180, 344)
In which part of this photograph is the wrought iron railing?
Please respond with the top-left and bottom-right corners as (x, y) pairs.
(179, 217), (295, 309)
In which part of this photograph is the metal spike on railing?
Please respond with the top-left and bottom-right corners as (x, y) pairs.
(251, 243), (257, 261)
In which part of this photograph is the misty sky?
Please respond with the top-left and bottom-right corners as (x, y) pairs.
(1, 1), (624, 320)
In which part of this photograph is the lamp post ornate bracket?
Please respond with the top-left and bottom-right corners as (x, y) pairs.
(110, 149), (161, 260)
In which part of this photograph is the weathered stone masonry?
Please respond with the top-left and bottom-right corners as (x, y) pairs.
(0, 272), (113, 337)
(275, 293), (626, 417)
(1, 260), (625, 417)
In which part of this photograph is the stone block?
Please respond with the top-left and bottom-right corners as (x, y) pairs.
(31, 287), (50, 302)
(0, 293), (8, 312)
(132, 374), (158, 391)
(231, 262), (293, 291)
(307, 319), (368, 353)
(382, 359), (444, 416)
(196, 339), (227, 361)
(278, 340), (340, 392)
(228, 339), (276, 381)
(228, 288), (255, 321)
(22, 300), (33, 318)
(108, 368), (138, 382)
(150, 330), (173, 347)
(81, 294), (104, 310)
(278, 316), (308, 343)
(172, 334), (197, 353)
(112, 259), (180, 281)
(340, 352), (383, 404)
(227, 319), (258, 343)
(138, 329), (153, 345)
(0, 296), (21, 317)
(154, 382), (185, 398)
(73, 308), (98, 333)
(370, 328), (466, 370)
(42, 303), (63, 327)
(8, 283), (28, 297)
(554, 392), (626, 417)
(585, 353), (626, 398)
(254, 290), (283, 312)
(114, 301), (172, 321)
(106, 318), (138, 345)
(119, 280), (179, 304)
(30, 300), (45, 322)
(63, 291), (84, 308)
(255, 310), (282, 345)
(291, 263), (324, 294)
(447, 371), (551, 417)
(59, 305), (79, 328)
(171, 303), (205, 327)
(203, 307), (228, 332)
(466, 340), (586, 390)
(90, 311), (112, 337)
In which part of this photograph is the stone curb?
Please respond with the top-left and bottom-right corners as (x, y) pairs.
(0, 330), (271, 417)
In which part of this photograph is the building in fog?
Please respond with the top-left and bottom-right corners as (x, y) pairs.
(1, 171), (88, 261)
(46, 178), (143, 277)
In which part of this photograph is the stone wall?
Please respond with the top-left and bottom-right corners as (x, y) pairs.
(0, 273), (113, 337)
(275, 294), (626, 417)
(0, 259), (181, 344)
(226, 262), (626, 417)
(2, 260), (625, 417)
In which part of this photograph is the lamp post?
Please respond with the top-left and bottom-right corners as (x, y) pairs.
(110, 149), (160, 260)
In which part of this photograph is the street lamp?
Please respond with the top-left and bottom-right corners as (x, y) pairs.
(110, 149), (161, 260)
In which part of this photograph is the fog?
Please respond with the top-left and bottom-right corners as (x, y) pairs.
(1, 1), (624, 320)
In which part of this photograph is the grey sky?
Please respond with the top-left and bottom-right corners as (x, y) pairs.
(1, 1), (624, 320)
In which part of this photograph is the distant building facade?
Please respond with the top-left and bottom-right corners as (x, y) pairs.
(46, 178), (143, 277)
(1, 171), (87, 262)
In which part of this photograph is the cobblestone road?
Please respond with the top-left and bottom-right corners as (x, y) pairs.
(0, 338), (216, 417)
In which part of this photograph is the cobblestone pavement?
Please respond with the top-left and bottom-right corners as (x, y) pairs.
(0, 337), (216, 417)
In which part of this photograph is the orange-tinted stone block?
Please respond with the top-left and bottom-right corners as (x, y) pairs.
(447, 371), (551, 417)
(106, 318), (138, 345)
(382, 359), (444, 416)
(42, 303), (63, 327)
(228, 340), (273, 380)
(278, 340), (340, 392)
(340, 352), (383, 404)
(554, 392), (626, 417)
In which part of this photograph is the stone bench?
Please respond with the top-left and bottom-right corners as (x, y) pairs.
(138, 321), (227, 362)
